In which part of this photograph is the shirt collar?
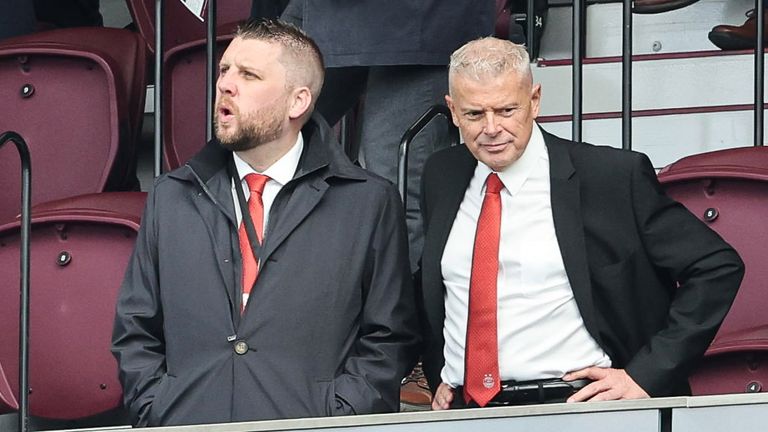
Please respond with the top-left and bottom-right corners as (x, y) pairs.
(477, 125), (547, 196)
(233, 132), (304, 187)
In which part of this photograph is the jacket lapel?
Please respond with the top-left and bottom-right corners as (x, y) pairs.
(188, 166), (241, 322)
(422, 146), (476, 336)
(545, 132), (601, 344)
(258, 114), (363, 271)
(178, 139), (242, 323)
(258, 177), (328, 266)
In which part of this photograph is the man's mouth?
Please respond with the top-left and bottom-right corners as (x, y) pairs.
(481, 141), (509, 152)
(217, 103), (236, 123)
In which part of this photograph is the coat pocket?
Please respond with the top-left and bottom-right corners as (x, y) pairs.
(315, 379), (336, 417)
(590, 251), (637, 289)
(147, 373), (176, 426)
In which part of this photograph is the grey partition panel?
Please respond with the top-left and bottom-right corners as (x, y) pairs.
(673, 394), (768, 432)
(673, 404), (768, 431)
(56, 399), (688, 432)
(284, 410), (660, 432)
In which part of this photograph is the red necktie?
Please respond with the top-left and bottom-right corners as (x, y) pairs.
(239, 173), (269, 311)
(464, 172), (504, 407)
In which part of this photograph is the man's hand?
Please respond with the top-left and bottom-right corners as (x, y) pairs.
(563, 367), (650, 402)
(431, 382), (455, 410)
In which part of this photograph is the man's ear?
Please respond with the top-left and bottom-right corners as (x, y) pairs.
(530, 83), (542, 119)
(288, 87), (312, 120)
(445, 94), (460, 127)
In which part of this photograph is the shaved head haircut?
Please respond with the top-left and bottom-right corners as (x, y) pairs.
(235, 19), (325, 118)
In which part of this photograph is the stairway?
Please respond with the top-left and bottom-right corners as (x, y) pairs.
(532, 0), (763, 167)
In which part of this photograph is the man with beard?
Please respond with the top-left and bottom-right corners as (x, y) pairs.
(112, 20), (419, 427)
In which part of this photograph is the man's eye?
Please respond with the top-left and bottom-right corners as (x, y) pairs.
(501, 108), (516, 117)
(465, 112), (482, 120)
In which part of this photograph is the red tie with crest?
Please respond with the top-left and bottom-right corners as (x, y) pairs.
(464, 172), (504, 407)
(239, 173), (269, 311)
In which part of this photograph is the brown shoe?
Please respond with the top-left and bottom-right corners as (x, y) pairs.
(633, 0), (700, 14)
(709, 9), (768, 51)
(400, 364), (432, 409)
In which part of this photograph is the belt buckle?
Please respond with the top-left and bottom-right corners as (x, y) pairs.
(493, 379), (591, 406)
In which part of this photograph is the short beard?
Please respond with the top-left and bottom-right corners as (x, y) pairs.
(215, 101), (286, 152)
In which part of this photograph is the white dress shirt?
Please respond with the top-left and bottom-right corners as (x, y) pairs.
(440, 127), (611, 387)
(231, 133), (304, 234)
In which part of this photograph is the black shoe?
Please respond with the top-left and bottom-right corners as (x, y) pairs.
(633, 0), (701, 14)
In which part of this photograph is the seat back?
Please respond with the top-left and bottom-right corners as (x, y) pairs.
(0, 361), (18, 414)
(125, 0), (249, 52)
(0, 192), (145, 419)
(28, 28), (149, 168)
(657, 146), (768, 395)
(0, 28), (147, 224)
(163, 35), (233, 169)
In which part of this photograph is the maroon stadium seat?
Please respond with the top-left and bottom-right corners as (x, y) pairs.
(0, 362), (18, 414)
(0, 192), (145, 419)
(658, 146), (768, 395)
(125, 0), (249, 52)
(163, 34), (233, 169)
(0, 28), (147, 224)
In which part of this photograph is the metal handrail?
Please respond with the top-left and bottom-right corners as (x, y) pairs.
(397, 105), (460, 206)
(572, 0), (583, 142)
(0, 131), (32, 432)
(622, 0), (632, 150)
(206, 0), (217, 142)
(526, 0), (536, 60)
(755, 0), (764, 147)
(154, 0), (164, 177)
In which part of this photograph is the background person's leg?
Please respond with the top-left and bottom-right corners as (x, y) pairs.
(360, 65), (450, 270)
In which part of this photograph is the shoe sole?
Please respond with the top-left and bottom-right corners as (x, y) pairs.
(708, 31), (757, 51)
(633, 0), (701, 14)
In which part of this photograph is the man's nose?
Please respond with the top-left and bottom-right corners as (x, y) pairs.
(483, 112), (500, 135)
(217, 70), (237, 96)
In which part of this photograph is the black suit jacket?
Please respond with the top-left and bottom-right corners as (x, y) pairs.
(417, 130), (744, 397)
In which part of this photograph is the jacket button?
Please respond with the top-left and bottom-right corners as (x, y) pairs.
(234, 340), (249, 355)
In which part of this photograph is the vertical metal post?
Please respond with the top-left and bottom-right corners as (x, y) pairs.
(206, 0), (217, 142)
(526, 0), (536, 60)
(154, 0), (165, 177)
(0, 131), (31, 432)
(622, 0), (633, 150)
(398, 106), (459, 205)
(756, 0), (764, 147)
(572, 0), (583, 142)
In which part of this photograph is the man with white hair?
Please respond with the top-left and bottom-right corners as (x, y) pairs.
(112, 20), (419, 426)
(417, 37), (743, 409)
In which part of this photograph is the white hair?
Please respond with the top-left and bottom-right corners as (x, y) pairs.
(448, 37), (532, 91)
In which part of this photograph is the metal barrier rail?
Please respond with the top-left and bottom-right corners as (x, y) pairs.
(755, 0), (764, 147)
(0, 131), (32, 432)
(396, 105), (460, 205)
(52, 393), (768, 432)
(621, 0), (632, 150)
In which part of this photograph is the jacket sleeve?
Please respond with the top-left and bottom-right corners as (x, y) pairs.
(623, 153), (744, 396)
(111, 184), (167, 426)
(333, 183), (421, 414)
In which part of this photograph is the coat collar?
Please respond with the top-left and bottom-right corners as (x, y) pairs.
(169, 113), (365, 186)
(165, 113), (365, 326)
